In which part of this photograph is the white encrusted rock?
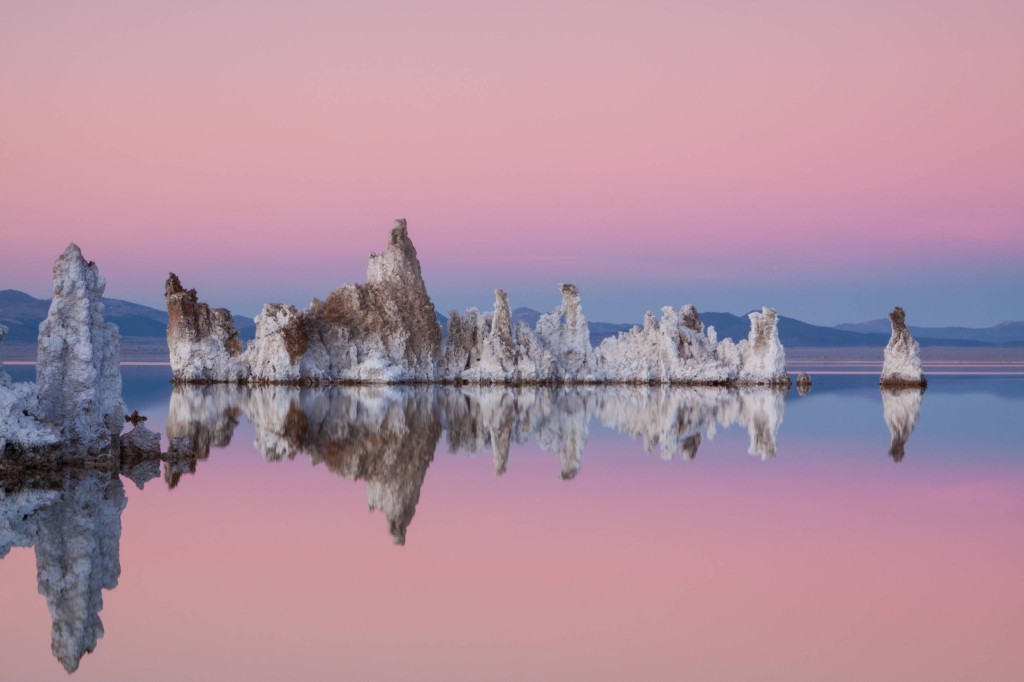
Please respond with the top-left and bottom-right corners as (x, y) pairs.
(733, 307), (790, 386)
(165, 273), (249, 382)
(0, 380), (60, 453)
(595, 305), (733, 383)
(533, 284), (596, 381)
(35, 244), (125, 447)
(244, 303), (307, 383)
(880, 307), (926, 387)
(237, 219), (443, 383)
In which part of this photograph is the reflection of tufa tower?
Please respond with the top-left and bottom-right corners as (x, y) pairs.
(881, 387), (926, 462)
(0, 468), (126, 673)
(164, 383), (793, 541)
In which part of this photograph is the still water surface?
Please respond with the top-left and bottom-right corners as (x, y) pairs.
(2, 365), (1023, 681)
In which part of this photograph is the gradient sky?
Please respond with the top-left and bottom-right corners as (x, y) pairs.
(1, 0), (1022, 326)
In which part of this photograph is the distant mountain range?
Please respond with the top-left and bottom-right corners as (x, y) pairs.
(439, 307), (1024, 348)
(835, 318), (1024, 345)
(3, 289), (1022, 350)
(0, 289), (255, 344)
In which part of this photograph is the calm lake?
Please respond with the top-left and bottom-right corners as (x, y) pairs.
(2, 364), (1023, 681)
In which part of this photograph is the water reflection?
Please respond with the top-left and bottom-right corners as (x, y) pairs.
(166, 385), (789, 538)
(169, 385), (789, 469)
(0, 466), (125, 673)
(881, 387), (926, 462)
(0, 380), (944, 674)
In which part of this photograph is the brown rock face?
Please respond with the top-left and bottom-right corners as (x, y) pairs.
(165, 274), (243, 355)
(300, 219), (443, 379)
(165, 273), (249, 382)
(680, 305), (703, 332)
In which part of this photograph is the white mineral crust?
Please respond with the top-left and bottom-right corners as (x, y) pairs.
(733, 307), (790, 385)
(165, 273), (249, 382)
(3, 323), (62, 452)
(34, 244), (125, 448)
(163, 220), (791, 386)
(880, 307), (926, 387)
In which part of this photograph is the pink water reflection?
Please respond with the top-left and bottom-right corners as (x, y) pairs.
(2, 415), (1022, 681)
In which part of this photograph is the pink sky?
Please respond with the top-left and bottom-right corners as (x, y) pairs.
(1, 1), (1022, 325)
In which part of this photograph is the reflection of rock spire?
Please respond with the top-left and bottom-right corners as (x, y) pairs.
(165, 382), (793, 539)
(1, 467), (126, 673)
(118, 422), (163, 489)
(737, 389), (786, 459)
(242, 386), (441, 545)
(881, 387), (925, 462)
(164, 384), (244, 488)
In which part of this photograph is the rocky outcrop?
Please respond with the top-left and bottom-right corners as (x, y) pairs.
(444, 290), (788, 385)
(732, 307), (790, 386)
(1, 332), (61, 454)
(166, 219), (444, 383)
(34, 244), (125, 450)
(880, 307), (926, 387)
(164, 219), (791, 386)
(165, 273), (249, 383)
(291, 218), (443, 382)
(531, 284), (596, 381)
(596, 305), (733, 383)
(244, 303), (306, 382)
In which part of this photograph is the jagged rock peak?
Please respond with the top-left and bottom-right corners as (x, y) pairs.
(35, 243), (125, 446)
(165, 273), (248, 382)
(880, 306), (926, 387)
(680, 304), (703, 332)
(366, 218), (429, 293)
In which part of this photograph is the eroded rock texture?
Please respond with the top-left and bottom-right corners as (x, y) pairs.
(596, 305), (733, 383)
(880, 307), (926, 387)
(165, 219), (790, 385)
(734, 307), (790, 386)
(293, 218), (443, 382)
(446, 292), (788, 385)
(165, 273), (249, 383)
(1, 325), (61, 454)
(35, 244), (125, 450)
